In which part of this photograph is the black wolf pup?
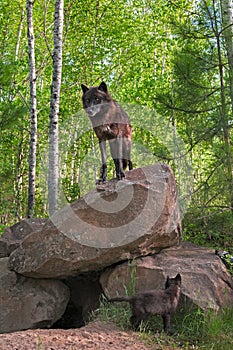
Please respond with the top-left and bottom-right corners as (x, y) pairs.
(109, 273), (181, 334)
(81, 81), (133, 183)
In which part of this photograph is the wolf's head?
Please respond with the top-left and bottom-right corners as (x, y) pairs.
(165, 273), (181, 289)
(81, 81), (112, 117)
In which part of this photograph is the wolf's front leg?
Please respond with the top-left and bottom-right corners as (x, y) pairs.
(97, 140), (107, 183)
(114, 159), (125, 180)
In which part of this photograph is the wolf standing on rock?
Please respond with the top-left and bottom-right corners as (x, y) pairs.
(81, 81), (133, 183)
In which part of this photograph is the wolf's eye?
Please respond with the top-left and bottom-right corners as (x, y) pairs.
(95, 97), (101, 103)
(85, 98), (90, 104)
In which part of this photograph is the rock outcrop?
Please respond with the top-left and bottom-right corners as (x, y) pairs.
(100, 242), (233, 311)
(0, 258), (70, 333)
(1, 163), (232, 334)
(0, 218), (47, 258)
(8, 164), (182, 279)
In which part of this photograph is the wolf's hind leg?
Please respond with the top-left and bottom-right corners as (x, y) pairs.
(128, 160), (133, 170)
(109, 138), (125, 180)
(122, 137), (133, 171)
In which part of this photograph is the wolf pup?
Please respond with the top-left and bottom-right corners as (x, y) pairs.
(81, 81), (133, 183)
(109, 273), (181, 334)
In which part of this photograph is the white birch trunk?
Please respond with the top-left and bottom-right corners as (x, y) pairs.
(221, 0), (233, 113)
(15, 8), (25, 60)
(26, 0), (37, 218)
(48, 0), (64, 216)
(221, 0), (233, 212)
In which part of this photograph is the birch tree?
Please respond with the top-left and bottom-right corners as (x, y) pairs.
(26, 0), (37, 218)
(48, 0), (64, 216)
(220, 0), (233, 212)
(221, 0), (233, 114)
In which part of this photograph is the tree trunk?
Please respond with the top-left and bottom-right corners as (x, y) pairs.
(220, 0), (233, 213)
(48, 0), (64, 216)
(26, 0), (37, 218)
(221, 0), (233, 113)
(15, 7), (25, 60)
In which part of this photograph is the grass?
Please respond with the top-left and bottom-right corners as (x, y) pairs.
(92, 295), (233, 350)
(90, 294), (130, 329)
(37, 335), (44, 350)
(91, 256), (233, 349)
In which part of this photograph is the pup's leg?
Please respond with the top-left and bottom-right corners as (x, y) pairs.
(162, 313), (171, 334)
(130, 311), (148, 331)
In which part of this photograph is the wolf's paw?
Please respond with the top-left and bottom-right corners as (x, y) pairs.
(116, 171), (125, 180)
(96, 177), (107, 185)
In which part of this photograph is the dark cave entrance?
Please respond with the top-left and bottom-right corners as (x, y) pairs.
(52, 272), (103, 329)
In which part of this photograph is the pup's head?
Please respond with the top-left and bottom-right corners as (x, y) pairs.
(165, 273), (181, 289)
(81, 81), (112, 117)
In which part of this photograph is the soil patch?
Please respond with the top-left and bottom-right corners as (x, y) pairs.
(0, 321), (168, 350)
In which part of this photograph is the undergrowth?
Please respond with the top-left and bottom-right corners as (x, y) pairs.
(92, 298), (233, 349)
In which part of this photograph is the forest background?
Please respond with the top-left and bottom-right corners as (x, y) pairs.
(0, 0), (233, 251)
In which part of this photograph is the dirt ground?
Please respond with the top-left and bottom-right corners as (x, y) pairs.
(0, 321), (177, 350)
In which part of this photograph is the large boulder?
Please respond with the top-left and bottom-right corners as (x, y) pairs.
(0, 219), (47, 258)
(8, 164), (182, 279)
(0, 258), (70, 333)
(100, 242), (233, 311)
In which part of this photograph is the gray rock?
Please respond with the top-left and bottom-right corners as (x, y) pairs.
(0, 219), (47, 258)
(8, 164), (182, 279)
(100, 242), (233, 311)
(0, 258), (70, 333)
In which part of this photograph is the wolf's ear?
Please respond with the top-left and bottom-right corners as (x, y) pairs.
(81, 84), (89, 94)
(98, 81), (108, 93)
(175, 273), (181, 282)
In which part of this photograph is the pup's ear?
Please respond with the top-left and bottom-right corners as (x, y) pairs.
(98, 81), (108, 93)
(81, 84), (89, 94)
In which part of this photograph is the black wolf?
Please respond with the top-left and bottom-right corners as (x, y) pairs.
(81, 81), (132, 183)
(109, 273), (181, 334)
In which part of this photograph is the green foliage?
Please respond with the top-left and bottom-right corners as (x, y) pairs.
(218, 251), (233, 275)
(0, 0), (233, 252)
(93, 297), (233, 350)
(92, 295), (131, 330)
(0, 224), (6, 235)
(92, 261), (137, 329)
(183, 210), (233, 251)
(176, 307), (233, 350)
(37, 335), (44, 350)
(133, 126), (171, 162)
(93, 261), (233, 349)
